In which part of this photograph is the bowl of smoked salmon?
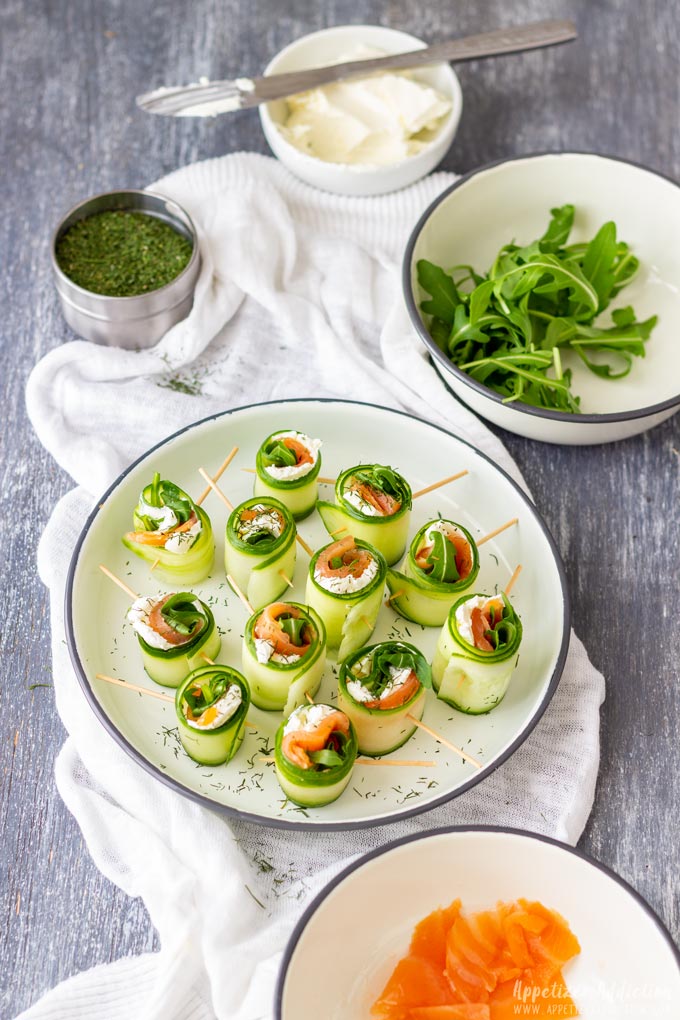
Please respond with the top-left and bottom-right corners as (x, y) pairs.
(275, 826), (680, 1019)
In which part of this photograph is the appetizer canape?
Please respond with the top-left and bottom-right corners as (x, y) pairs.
(122, 472), (214, 584)
(175, 663), (250, 766)
(386, 518), (480, 626)
(371, 897), (580, 1018)
(225, 496), (296, 610)
(317, 463), (412, 566)
(305, 536), (387, 660)
(432, 592), (523, 714)
(338, 640), (431, 755)
(253, 429), (322, 520)
(274, 703), (358, 807)
(241, 601), (326, 713)
(127, 591), (221, 687)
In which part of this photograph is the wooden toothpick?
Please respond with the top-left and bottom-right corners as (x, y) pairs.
(99, 565), (139, 600)
(196, 446), (238, 506)
(329, 526), (348, 536)
(198, 467), (234, 512)
(259, 756), (435, 768)
(295, 533), (314, 557)
(412, 469), (469, 500)
(477, 518), (519, 547)
(406, 714), (483, 769)
(97, 671), (258, 730)
(96, 673), (174, 702)
(279, 570), (294, 588)
(241, 467), (336, 485)
(226, 573), (254, 615)
(504, 563), (523, 595)
(304, 691), (315, 704)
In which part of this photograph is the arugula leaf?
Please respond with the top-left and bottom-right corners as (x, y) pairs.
(262, 440), (297, 468)
(279, 615), (307, 646)
(417, 260), (460, 323)
(161, 593), (207, 638)
(417, 204), (657, 413)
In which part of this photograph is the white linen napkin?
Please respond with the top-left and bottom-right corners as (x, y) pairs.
(20, 153), (605, 1020)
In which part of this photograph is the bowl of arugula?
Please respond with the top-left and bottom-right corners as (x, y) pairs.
(403, 152), (680, 443)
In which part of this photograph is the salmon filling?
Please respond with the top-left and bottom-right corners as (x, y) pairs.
(469, 598), (505, 653)
(253, 603), (312, 659)
(371, 898), (581, 1019)
(282, 708), (350, 770)
(349, 478), (402, 516)
(415, 527), (473, 583)
(126, 510), (199, 547)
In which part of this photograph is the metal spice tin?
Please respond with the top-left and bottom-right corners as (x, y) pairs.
(51, 189), (201, 349)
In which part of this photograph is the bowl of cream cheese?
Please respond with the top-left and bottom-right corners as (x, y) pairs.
(259, 25), (462, 196)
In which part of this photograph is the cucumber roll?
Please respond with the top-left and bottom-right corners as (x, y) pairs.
(242, 602), (326, 713)
(338, 641), (431, 756)
(305, 536), (387, 661)
(317, 464), (412, 566)
(387, 519), (480, 627)
(225, 497), (297, 610)
(175, 664), (250, 766)
(432, 593), (523, 715)
(274, 703), (358, 807)
(122, 472), (214, 585)
(253, 429), (322, 520)
(127, 592), (221, 688)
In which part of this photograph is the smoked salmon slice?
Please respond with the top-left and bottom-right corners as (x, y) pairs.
(371, 899), (580, 1020)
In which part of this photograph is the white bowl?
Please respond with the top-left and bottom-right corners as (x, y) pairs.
(404, 152), (680, 444)
(276, 827), (680, 1019)
(259, 25), (462, 196)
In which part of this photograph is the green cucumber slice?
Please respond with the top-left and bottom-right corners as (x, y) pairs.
(225, 497), (297, 610)
(122, 505), (214, 585)
(175, 664), (250, 765)
(305, 539), (387, 658)
(432, 593), (522, 714)
(241, 604), (326, 712)
(338, 641), (429, 755)
(274, 706), (357, 807)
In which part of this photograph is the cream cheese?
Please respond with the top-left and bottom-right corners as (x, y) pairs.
(185, 683), (242, 730)
(343, 485), (382, 517)
(314, 554), (378, 595)
(238, 504), (283, 542)
(137, 498), (178, 533)
(264, 431), (322, 482)
(347, 661), (413, 704)
(127, 594), (175, 650)
(455, 594), (497, 646)
(279, 47), (451, 167)
(164, 518), (202, 554)
(284, 702), (336, 736)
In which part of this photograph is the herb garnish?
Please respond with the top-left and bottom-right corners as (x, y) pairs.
(262, 439), (298, 468)
(183, 672), (231, 715)
(352, 643), (432, 700)
(55, 210), (193, 297)
(421, 530), (459, 583)
(418, 204), (657, 412)
(160, 593), (206, 638)
(350, 464), (412, 511)
(136, 473), (194, 531)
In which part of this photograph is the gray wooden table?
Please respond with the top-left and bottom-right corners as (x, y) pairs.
(2, 0), (678, 1015)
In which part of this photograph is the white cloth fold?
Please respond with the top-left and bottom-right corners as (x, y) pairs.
(20, 153), (604, 1020)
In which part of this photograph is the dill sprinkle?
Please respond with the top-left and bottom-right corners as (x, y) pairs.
(55, 210), (193, 296)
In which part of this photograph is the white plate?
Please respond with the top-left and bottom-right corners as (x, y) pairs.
(66, 400), (568, 829)
(404, 152), (680, 444)
(276, 827), (680, 1019)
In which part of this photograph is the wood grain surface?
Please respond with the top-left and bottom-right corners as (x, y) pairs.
(2, 0), (678, 1014)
